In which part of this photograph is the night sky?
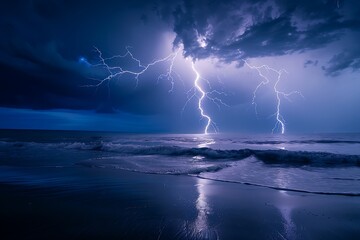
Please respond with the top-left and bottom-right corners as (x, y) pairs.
(0, 0), (359, 133)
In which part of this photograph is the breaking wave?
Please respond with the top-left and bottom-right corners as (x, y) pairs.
(243, 140), (360, 145)
(1, 140), (360, 167)
(77, 159), (230, 175)
(1, 136), (360, 197)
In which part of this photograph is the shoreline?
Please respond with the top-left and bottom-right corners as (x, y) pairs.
(1, 168), (360, 239)
(196, 175), (360, 197)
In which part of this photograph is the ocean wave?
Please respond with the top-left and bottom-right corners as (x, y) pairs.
(70, 143), (360, 167)
(77, 160), (229, 175)
(243, 140), (360, 145)
(58, 143), (360, 167)
(1, 140), (360, 167)
(327, 177), (360, 181)
(253, 150), (360, 166)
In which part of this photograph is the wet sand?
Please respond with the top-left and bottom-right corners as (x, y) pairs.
(1, 168), (360, 239)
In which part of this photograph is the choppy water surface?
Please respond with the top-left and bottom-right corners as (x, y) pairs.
(0, 130), (359, 195)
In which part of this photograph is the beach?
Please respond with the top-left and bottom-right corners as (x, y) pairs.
(1, 167), (360, 239)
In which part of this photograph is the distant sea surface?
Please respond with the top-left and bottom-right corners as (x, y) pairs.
(1, 129), (359, 196)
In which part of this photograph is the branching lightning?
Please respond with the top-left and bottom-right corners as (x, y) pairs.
(83, 46), (228, 134)
(181, 61), (229, 134)
(82, 45), (301, 134)
(179, 35), (228, 134)
(83, 46), (180, 93)
(192, 61), (212, 134)
(244, 60), (303, 134)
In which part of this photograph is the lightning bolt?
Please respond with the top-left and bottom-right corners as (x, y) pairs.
(181, 60), (229, 134)
(244, 60), (303, 134)
(192, 61), (212, 134)
(157, 50), (180, 93)
(83, 46), (227, 134)
(83, 46), (180, 94)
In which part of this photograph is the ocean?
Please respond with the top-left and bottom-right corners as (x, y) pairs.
(1, 129), (360, 239)
(1, 129), (359, 196)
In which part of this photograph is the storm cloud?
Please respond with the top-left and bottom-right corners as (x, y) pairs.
(0, 0), (176, 113)
(0, 0), (359, 133)
(167, 0), (360, 72)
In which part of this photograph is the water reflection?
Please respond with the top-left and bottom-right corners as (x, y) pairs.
(197, 136), (216, 148)
(194, 178), (211, 233)
(274, 169), (291, 193)
(193, 137), (215, 236)
(278, 204), (296, 240)
(185, 178), (218, 239)
(274, 169), (297, 239)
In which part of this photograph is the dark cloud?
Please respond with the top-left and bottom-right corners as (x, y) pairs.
(2, 0), (359, 115)
(304, 60), (319, 68)
(0, 0), (359, 133)
(0, 0), (181, 114)
(169, 0), (360, 71)
(322, 49), (360, 76)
